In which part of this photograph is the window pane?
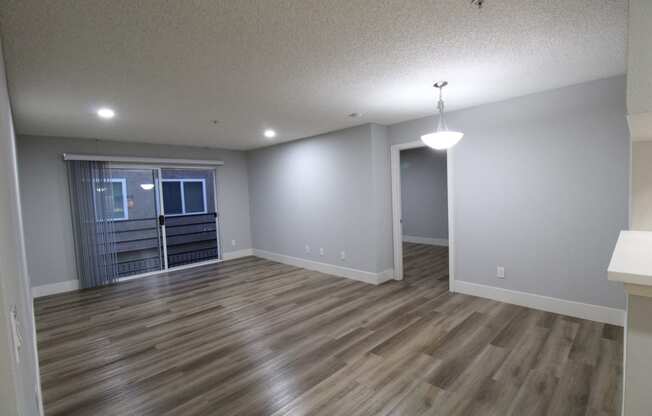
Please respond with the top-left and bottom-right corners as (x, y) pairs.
(112, 181), (125, 219)
(163, 181), (182, 214)
(184, 182), (205, 213)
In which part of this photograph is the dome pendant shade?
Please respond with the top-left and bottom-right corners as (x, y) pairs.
(421, 130), (464, 150)
(421, 81), (463, 150)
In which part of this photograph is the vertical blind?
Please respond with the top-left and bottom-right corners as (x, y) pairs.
(67, 160), (120, 288)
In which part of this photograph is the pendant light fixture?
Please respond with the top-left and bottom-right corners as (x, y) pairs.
(421, 81), (464, 150)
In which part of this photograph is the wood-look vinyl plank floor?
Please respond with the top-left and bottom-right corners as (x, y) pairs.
(35, 244), (622, 415)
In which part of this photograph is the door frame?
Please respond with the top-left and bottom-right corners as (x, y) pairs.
(158, 166), (222, 267)
(390, 141), (456, 292)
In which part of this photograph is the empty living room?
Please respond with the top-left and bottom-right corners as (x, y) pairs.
(1, 1), (652, 415)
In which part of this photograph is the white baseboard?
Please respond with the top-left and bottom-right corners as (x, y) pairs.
(378, 268), (395, 285)
(31, 280), (79, 298)
(402, 236), (449, 247)
(32, 249), (255, 298)
(454, 280), (625, 327)
(222, 248), (254, 260)
(253, 249), (393, 285)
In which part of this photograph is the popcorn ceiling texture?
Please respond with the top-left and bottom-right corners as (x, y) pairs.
(0, 0), (626, 150)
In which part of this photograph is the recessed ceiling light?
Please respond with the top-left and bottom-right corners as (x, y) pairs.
(97, 107), (115, 119)
(264, 129), (276, 138)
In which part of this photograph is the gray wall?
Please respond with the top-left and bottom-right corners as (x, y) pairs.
(0, 41), (41, 416)
(389, 75), (629, 309)
(248, 124), (392, 274)
(400, 147), (448, 240)
(17, 135), (252, 287)
(246, 76), (628, 310)
(16, 75), (630, 315)
(370, 124), (393, 273)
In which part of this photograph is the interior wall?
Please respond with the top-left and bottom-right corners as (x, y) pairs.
(370, 124), (393, 273)
(400, 147), (448, 241)
(248, 124), (392, 274)
(627, 0), (652, 117)
(0, 41), (41, 416)
(14, 78), (629, 313)
(631, 141), (652, 230)
(623, 2), (652, 414)
(16, 135), (252, 288)
(389, 76), (629, 310)
(628, 0), (652, 231)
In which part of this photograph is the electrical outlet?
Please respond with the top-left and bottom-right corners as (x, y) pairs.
(319, 248), (324, 256)
(305, 245), (311, 254)
(340, 251), (346, 261)
(231, 239), (236, 247)
(496, 266), (505, 279)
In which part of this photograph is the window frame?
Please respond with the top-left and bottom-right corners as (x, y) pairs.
(112, 178), (129, 220)
(161, 178), (207, 216)
(94, 178), (128, 221)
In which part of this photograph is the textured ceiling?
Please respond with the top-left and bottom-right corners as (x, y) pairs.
(0, 0), (627, 150)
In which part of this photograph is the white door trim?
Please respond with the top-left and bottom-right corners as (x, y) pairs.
(390, 141), (456, 292)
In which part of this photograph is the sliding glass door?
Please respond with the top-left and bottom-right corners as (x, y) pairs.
(67, 161), (221, 286)
(109, 166), (221, 274)
(160, 168), (220, 268)
(106, 167), (165, 277)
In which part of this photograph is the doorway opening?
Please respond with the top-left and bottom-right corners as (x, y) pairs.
(391, 141), (454, 291)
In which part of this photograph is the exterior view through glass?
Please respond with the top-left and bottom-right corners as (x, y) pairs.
(160, 168), (219, 268)
(102, 166), (219, 279)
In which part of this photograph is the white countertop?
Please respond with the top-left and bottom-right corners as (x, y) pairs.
(608, 230), (652, 288)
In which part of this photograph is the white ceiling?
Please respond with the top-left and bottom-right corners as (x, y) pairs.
(0, 0), (627, 150)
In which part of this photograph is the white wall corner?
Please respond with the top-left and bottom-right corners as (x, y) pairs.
(402, 235), (449, 246)
(455, 280), (625, 327)
(378, 268), (395, 284)
(252, 249), (392, 285)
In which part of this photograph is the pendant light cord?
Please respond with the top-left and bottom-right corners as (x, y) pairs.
(435, 81), (447, 115)
(437, 93), (444, 114)
(434, 81), (448, 130)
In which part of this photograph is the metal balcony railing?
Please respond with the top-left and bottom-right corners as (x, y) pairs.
(108, 212), (218, 277)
